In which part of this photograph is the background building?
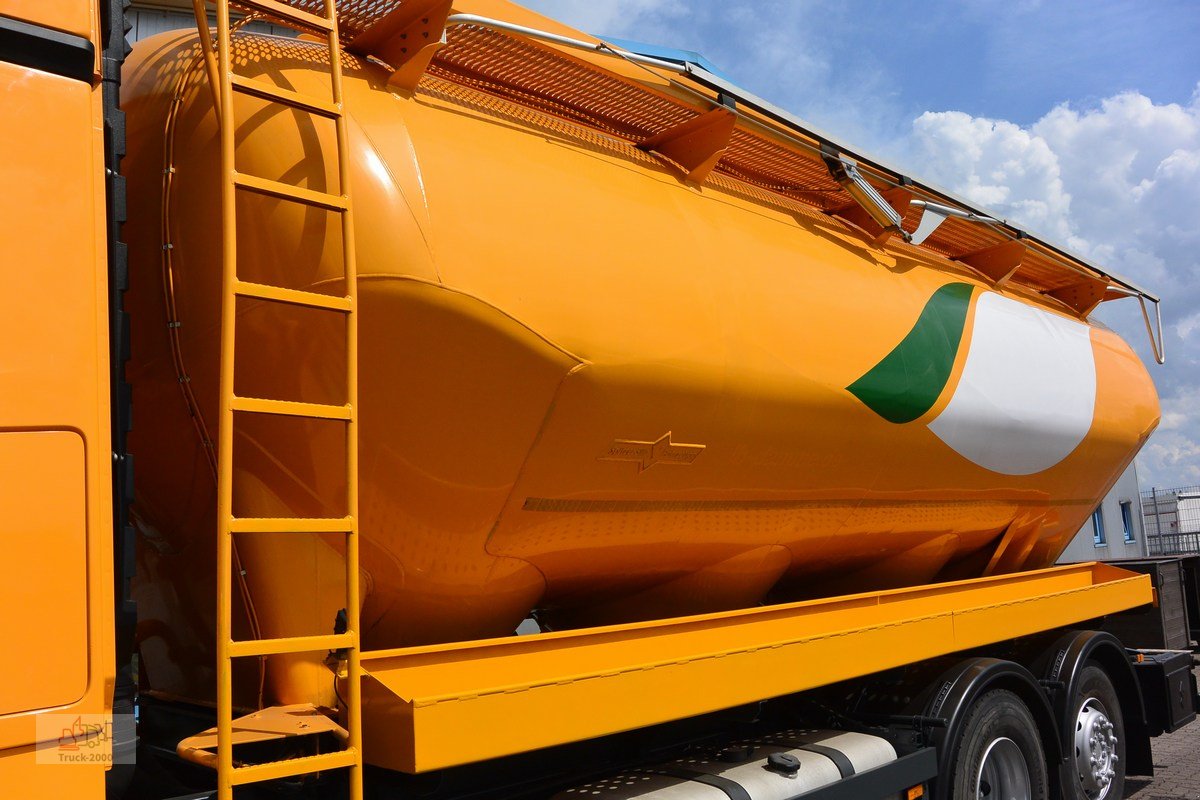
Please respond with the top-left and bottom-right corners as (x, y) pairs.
(1058, 461), (1147, 562)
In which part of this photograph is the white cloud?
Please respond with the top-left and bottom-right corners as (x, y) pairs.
(1178, 312), (1200, 341)
(1141, 434), (1200, 487)
(905, 88), (1200, 487)
(911, 111), (1076, 245)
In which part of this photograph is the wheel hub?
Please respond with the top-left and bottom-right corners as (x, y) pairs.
(976, 736), (1032, 799)
(1075, 698), (1119, 799)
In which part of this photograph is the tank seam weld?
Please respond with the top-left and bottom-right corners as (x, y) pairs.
(352, 119), (441, 282)
(356, 272), (590, 364)
(480, 361), (590, 591)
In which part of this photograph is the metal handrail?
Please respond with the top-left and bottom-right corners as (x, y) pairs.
(443, 14), (689, 73)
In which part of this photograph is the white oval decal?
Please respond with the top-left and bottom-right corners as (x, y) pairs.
(928, 292), (1096, 475)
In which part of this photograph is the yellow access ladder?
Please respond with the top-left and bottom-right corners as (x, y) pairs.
(190, 1), (364, 798)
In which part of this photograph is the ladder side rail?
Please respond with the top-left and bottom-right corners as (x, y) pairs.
(325, 3), (365, 797)
(214, 0), (237, 798)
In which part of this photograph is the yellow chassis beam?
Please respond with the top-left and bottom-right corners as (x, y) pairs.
(359, 562), (1150, 772)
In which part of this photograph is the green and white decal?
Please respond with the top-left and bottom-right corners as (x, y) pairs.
(850, 285), (1097, 475)
(847, 282), (974, 424)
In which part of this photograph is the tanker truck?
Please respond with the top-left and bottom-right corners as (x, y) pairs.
(1, 1), (1195, 799)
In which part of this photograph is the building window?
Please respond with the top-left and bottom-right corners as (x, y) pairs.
(1092, 507), (1106, 546)
(1121, 501), (1135, 542)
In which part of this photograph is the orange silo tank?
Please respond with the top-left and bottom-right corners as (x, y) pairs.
(121, 4), (1159, 710)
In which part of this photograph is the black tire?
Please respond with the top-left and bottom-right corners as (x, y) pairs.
(949, 688), (1050, 800)
(1064, 663), (1125, 800)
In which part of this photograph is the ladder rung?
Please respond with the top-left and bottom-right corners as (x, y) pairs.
(234, 172), (348, 211)
(229, 632), (354, 658)
(232, 396), (352, 420)
(230, 516), (354, 533)
(232, 0), (335, 33)
(230, 74), (341, 118)
(231, 748), (357, 785)
(234, 279), (351, 312)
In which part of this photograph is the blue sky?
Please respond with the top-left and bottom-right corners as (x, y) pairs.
(522, 0), (1200, 489)
(521, 2), (1200, 136)
(683, 1), (1200, 125)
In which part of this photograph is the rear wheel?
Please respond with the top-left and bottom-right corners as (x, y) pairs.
(1066, 664), (1125, 800)
(949, 689), (1049, 800)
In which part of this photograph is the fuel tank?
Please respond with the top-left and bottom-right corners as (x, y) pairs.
(122, 8), (1159, 706)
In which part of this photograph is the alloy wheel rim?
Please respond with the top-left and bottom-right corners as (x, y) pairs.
(1075, 696), (1119, 799)
(976, 736), (1032, 799)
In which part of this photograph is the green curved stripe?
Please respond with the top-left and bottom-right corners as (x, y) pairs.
(848, 282), (974, 424)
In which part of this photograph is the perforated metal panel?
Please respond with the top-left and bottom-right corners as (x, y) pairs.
(251, 0), (393, 38)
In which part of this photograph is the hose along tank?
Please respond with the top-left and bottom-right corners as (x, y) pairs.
(121, 2), (1159, 708)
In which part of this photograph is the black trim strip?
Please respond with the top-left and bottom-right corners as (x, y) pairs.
(790, 744), (855, 779)
(0, 14), (94, 82)
(645, 767), (753, 800)
(101, 0), (136, 676)
(768, 736), (858, 779)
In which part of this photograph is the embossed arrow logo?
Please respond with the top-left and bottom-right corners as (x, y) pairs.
(599, 432), (705, 473)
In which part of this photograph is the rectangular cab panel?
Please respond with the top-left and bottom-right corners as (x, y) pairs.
(0, 431), (89, 715)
